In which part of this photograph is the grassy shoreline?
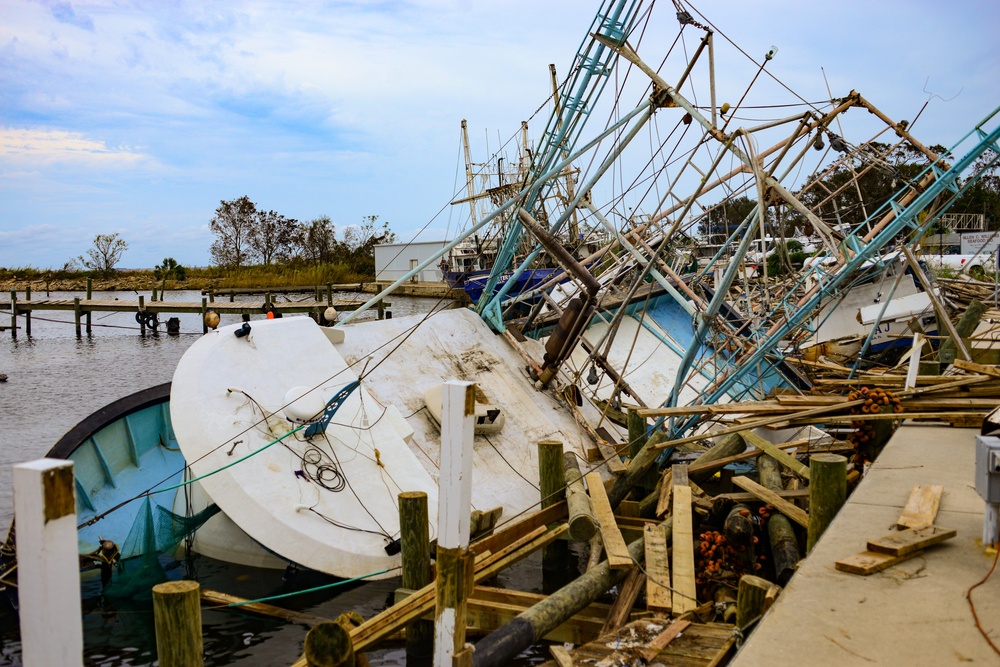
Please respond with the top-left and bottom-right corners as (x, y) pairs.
(0, 266), (375, 293)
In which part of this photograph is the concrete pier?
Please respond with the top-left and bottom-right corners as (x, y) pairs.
(731, 423), (1000, 666)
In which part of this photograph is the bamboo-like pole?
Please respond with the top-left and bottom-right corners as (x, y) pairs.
(758, 455), (800, 584)
(472, 517), (673, 667)
(539, 440), (568, 593)
(152, 580), (203, 667)
(807, 453), (847, 553)
(562, 452), (596, 542)
(399, 491), (432, 660)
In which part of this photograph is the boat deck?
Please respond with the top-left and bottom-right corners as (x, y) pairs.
(731, 423), (1000, 666)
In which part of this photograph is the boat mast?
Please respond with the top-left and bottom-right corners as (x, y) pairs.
(461, 119), (478, 228)
(549, 64), (580, 245)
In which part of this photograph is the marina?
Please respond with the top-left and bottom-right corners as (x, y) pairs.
(3, 0), (1000, 665)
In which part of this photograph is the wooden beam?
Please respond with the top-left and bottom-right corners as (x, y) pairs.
(741, 431), (811, 480)
(835, 549), (924, 575)
(867, 525), (956, 556)
(643, 524), (671, 614)
(600, 568), (646, 634)
(585, 471), (633, 569)
(671, 484), (697, 615)
(731, 476), (810, 528)
(640, 620), (691, 663)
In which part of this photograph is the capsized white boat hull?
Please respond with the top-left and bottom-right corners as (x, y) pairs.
(171, 316), (438, 580)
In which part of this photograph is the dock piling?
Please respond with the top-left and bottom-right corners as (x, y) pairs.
(13, 458), (83, 666)
(24, 285), (31, 336)
(399, 491), (433, 659)
(327, 283), (333, 306)
(807, 453), (847, 553)
(562, 451), (596, 542)
(73, 297), (82, 338)
(138, 296), (146, 335)
(201, 297), (208, 334)
(85, 278), (92, 334)
(152, 580), (204, 667)
(304, 621), (355, 667)
(539, 440), (569, 592)
(10, 291), (16, 339)
(435, 381), (476, 667)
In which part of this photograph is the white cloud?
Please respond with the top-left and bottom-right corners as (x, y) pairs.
(0, 127), (148, 167)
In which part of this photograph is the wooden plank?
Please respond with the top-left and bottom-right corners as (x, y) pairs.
(671, 463), (689, 487)
(549, 645), (574, 667)
(643, 524), (671, 614)
(953, 358), (1000, 378)
(584, 471), (633, 569)
(600, 568), (646, 634)
(867, 525), (957, 556)
(731, 476), (810, 528)
(640, 620), (692, 663)
(596, 441), (627, 474)
(671, 484), (697, 615)
(835, 549), (924, 575)
(654, 469), (673, 518)
(742, 431), (811, 480)
(896, 484), (944, 530)
(714, 488), (811, 503)
(200, 589), (329, 626)
(470, 500), (566, 556)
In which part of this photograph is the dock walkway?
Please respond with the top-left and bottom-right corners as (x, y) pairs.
(730, 423), (999, 666)
(2, 297), (363, 337)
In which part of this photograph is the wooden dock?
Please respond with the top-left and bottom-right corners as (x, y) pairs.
(3, 293), (364, 337)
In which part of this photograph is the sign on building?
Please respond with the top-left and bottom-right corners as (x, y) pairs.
(960, 231), (1000, 255)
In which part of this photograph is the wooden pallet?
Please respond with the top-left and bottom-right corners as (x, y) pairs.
(537, 618), (736, 667)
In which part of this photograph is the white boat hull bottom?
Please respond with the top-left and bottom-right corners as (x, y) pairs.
(171, 316), (438, 580)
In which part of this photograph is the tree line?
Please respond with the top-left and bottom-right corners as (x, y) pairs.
(208, 195), (396, 276)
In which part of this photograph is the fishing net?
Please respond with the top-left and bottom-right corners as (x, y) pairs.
(102, 496), (220, 599)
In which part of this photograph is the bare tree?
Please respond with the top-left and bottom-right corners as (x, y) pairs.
(79, 233), (128, 277)
(209, 196), (257, 267)
(249, 209), (298, 265)
(296, 216), (338, 266)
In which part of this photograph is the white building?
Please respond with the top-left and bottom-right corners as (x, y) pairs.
(374, 240), (448, 282)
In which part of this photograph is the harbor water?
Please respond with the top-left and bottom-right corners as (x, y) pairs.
(0, 290), (545, 666)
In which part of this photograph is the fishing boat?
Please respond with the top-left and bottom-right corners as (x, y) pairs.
(0, 383), (288, 603)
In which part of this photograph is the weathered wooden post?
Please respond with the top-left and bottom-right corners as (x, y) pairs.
(152, 287), (158, 302)
(377, 299), (385, 320)
(807, 453), (847, 553)
(138, 295), (146, 335)
(315, 286), (321, 303)
(152, 580), (203, 667)
(399, 491), (433, 660)
(435, 381), (476, 667)
(327, 283), (333, 306)
(562, 452), (596, 542)
(85, 278), (92, 334)
(10, 291), (16, 339)
(13, 459), (83, 666)
(758, 455), (799, 584)
(736, 574), (776, 629)
(73, 297), (81, 338)
(538, 440), (568, 592)
(24, 284), (31, 336)
(628, 408), (656, 497)
(304, 621), (355, 667)
(201, 297), (209, 334)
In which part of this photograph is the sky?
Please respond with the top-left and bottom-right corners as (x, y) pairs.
(1, 0), (997, 269)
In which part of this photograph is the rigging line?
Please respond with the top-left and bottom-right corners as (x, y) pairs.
(483, 434), (539, 491)
(223, 567), (396, 608)
(682, 0), (822, 113)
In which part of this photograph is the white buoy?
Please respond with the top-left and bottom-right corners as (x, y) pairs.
(324, 306), (338, 324)
(204, 310), (220, 330)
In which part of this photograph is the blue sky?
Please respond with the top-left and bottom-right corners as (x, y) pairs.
(1, 0), (997, 269)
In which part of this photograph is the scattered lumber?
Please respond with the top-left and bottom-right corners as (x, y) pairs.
(867, 525), (957, 556)
(671, 469), (698, 615)
(731, 476), (809, 528)
(896, 484), (944, 530)
(585, 472), (632, 569)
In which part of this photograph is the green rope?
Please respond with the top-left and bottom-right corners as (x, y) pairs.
(151, 424), (306, 495)
(226, 567), (393, 607)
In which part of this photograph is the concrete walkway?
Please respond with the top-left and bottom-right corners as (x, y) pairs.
(731, 423), (1000, 666)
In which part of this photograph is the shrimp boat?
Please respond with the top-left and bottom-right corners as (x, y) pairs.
(9, 0), (1000, 595)
(164, 4), (998, 581)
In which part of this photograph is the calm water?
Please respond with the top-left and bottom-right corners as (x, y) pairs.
(0, 289), (543, 666)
